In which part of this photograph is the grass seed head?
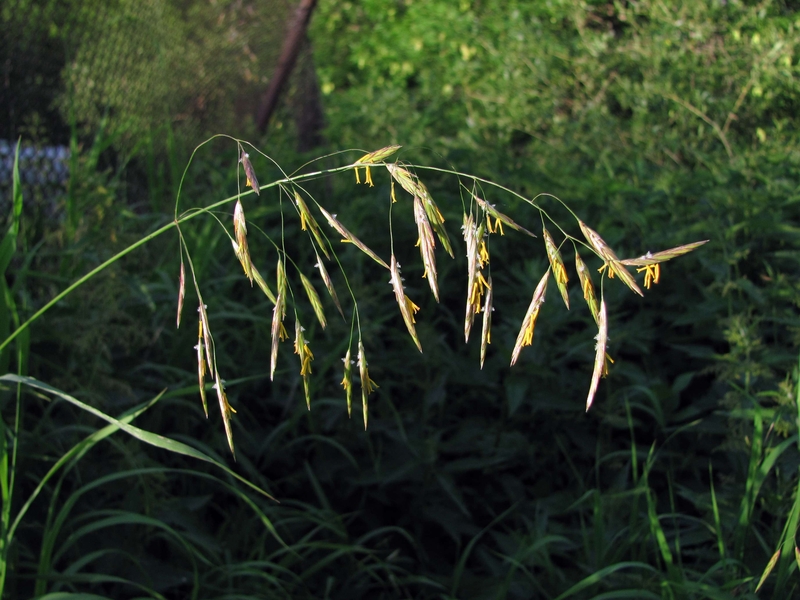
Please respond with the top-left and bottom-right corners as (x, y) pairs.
(318, 206), (389, 269)
(358, 339), (378, 430)
(196, 320), (208, 418)
(214, 373), (237, 456)
(543, 227), (570, 309)
(251, 264), (277, 304)
(198, 302), (214, 377)
(341, 347), (353, 417)
(294, 319), (314, 410)
(414, 195), (439, 302)
(390, 255), (422, 352)
(294, 190), (330, 259)
(357, 145), (402, 164)
(300, 272), (327, 329)
(574, 250), (600, 325)
(619, 240), (709, 289)
(510, 270), (549, 366)
(239, 149), (260, 196)
(586, 299), (608, 412)
(233, 200), (253, 284)
(474, 196), (535, 237)
(270, 261), (288, 380)
(314, 253), (344, 318)
(578, 220), (642, 296)
(463, 214), (489, 342)
(176, 260), (185, 329)
(480, 276), (493, 369)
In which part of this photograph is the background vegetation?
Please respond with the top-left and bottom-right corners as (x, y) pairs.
(2, 0), (800, 598)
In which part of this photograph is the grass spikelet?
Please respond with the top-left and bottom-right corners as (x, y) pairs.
(480, 276), (493, 369)
(474, 196), (535, 237)
(251, 264), (277, 304)
(574, 250), (600, 325)
(620, 240), (709, 289)
(413, 195), (439, 301)
(578, 220), (643, 297)
(198, 302), (214, 377)
(390, 256), (423, 352)
(240, 149), (260, 196)
(543, 227), (569, 309)
(341, 347), (353, 417)
(314, 252), (344, 318)
(196, 320), (208, 418)
(176, 260), (185, 328)
(294, 319), (314, 410)
(386, 164), (454, 257)
(233, 200), (253, 283)
(510, 270), (549, 366)
(586, 299), (608, 412)
(213, 372), (237, 456)
(357, 145), (402, 164)
(270, 261), (288, 381)
(358, 339), (378, 430)
(294, 190), (330, 259)
(755, 548), (781, 593)
(300, 272), (327, 329)
(463, 214), (489, 342)
(318, 205), (389, 269)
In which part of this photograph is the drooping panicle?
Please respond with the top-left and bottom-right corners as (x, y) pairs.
(196, 320), (208, 418)
(341, 347), (353, 418)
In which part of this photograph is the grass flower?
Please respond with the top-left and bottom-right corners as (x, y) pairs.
(176, 260), (185, 329)
(463, 214), (489, 342)
(198, 302), (214, 377)
(543, 227), (569, 309)
(300, 272), (327, 329)
(314, 252), (344, 318)
(270, 261), (288, 381)
(213, 372), (237, 456)
(251, 264), (277, 304)
(510, 270), (549, 366)
(586, 299), (608, 412)
(341, 347), (353, 418)
(318, 206), (389, 269)
(390, 256), (422, 352)
(233, 200), (253, 284)
(294, 319), (314, 409)
(414, 195), (439, 301)
(578, 220), (643, 297)
(480, 276), (493, 369)
(358, 339), (378, 430)
(574, 250), (600, 325)
(239, 149), (259, 196)
(196, 320), (208, 418)
(619, 241), (708, 289)
(474, 196), (535, 237)
(294, 190), (330, 259)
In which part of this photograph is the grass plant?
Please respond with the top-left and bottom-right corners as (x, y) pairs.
(1, 135), (798, 599)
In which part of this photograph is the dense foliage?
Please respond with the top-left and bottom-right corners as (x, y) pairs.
(1, 0), (800, 598)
